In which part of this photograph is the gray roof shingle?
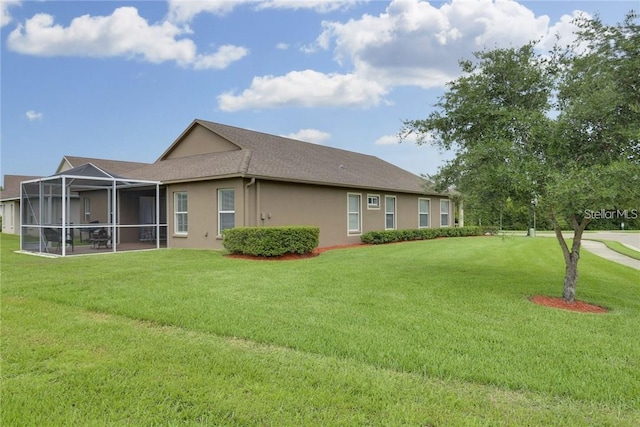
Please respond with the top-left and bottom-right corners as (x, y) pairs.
(63, 156), (150, 176)
(1, 175), (41, 200)
(130, 120), (434, 195)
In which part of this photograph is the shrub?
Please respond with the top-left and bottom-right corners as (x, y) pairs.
(223, 226), (319, 257)
(361, 226), (496, 245)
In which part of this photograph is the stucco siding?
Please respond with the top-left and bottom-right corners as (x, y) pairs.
(167, 178), (245, 249)
(246, 181), (450, 247)
(80, 191), (110, 224)
(1, 201), (18, 234)
(164, 178), (452, 251)
(164, 125), (239, 160)
(255, 181), (355, 247)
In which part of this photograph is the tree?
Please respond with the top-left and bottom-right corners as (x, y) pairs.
(402, 13), (640, 303)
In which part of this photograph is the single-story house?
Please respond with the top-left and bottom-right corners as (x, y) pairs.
(1, 157), (150, 235)
(12, 119), (457, 255)
(1, 175), (41, 234)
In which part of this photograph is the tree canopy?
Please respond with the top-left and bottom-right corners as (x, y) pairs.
(403, 12), (640, 303)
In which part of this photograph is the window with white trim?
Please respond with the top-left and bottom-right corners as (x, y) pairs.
(440, 199), (450, 227)
(218, 188), (235, 235)
(83, 197), (91, 221)
(174, 191), (188, 234)
(419, 198), (430, 228)
(367, 194), (380, 209)
(347, 193), (361, 234)
(385, 196), (396, 230)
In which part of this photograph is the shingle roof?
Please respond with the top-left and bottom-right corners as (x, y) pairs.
(130, 120), (434, 195)
(62, 156), (150, 176)
(1, 175), (41, 201)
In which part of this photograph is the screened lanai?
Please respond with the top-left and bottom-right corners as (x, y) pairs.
(20, 163), (166, 256)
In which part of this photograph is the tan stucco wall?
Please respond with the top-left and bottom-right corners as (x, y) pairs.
(166, 178), (245, 249)
(164, 125), (239, 159)
(165, 178), (452, 250)
(253, 181), (356, 247)
(258, 182), (452, 245)
(79, 190), (110, 224)
(1, 201), (18, 234)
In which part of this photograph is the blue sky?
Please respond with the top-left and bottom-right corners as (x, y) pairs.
(1, 0), (636, 182)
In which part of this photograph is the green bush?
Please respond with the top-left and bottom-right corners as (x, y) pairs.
(360, 226), (496, 245)
(223, 226), (319, 257)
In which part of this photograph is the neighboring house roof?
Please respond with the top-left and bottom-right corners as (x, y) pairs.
(1, 175), (42, 201)
(57, 156), (150, 176)
(129, 119), (435, 195)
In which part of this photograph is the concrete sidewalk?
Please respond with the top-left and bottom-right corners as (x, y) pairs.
(581, 240), (640, 270)
(519, 231), (640, 270)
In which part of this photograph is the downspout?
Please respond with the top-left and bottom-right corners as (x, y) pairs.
(244, 178), (256, 227)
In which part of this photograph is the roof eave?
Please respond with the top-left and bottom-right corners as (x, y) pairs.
(160, 173), (245, 185)
(241, 175), (445, 196)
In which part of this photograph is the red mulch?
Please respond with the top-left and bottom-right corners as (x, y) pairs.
(529, 295), (608, 314)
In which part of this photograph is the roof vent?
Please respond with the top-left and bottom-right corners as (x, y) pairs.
(339, 164), (345, 169)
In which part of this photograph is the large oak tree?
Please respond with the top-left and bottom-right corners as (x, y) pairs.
(403, 13), (640, 303)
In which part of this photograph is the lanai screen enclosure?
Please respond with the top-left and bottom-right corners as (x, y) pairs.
(20, 163), (166, 256)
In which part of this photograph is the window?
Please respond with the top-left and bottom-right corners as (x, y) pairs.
(419, 198), (430, 228)
(83, 197), (91, 221)
(174, 192), (188, 234)
(440, 199), (450, 227)
(367, 194), (380, 209)
(347, 193), (361, 234)
(218, 189), (235, 235)
(385, 196), (396, 230)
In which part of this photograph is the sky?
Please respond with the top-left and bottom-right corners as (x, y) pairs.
(1, 0), (636, 183)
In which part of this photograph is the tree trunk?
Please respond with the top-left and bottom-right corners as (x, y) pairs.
(549, 210), (591, 304)
(562, 251), (579, 303)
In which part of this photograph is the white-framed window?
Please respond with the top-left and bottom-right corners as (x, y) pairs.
(440, 199), (450, 227)
(367, 194), (380, 210)
(385, 196), (396, 230)
(218, 188), (235, 235)
(347, 193), (362, 234)
(83, 197), (91, 221)
(419, 198), (430, 228)
(174, 191), (188, 234)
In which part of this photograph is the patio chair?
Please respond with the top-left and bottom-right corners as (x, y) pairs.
(81, 220), (100, 242)
(91, 228), (112, 249)
(43, 227), (74, 253)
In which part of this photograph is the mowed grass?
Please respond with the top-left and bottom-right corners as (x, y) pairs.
(2, 233), (640, 426)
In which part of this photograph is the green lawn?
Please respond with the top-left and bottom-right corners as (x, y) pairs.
(2, 233), (639, 426)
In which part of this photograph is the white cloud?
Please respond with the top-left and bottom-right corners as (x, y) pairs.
(217, 69), (387, 111)
(276, 42), (289, 50)
(26, 110), (43, 121)
(167, 0), (360, 23)
(375, 132), (419, 146)
(0, 0), (20, 28)
(375, 134), (401, 146)
(7, 7), (247, 70)
(317, 0), (578, 88)
(167, 0), (248, 22)
(193, 45), (249, 70)
(283, 129), (331, 144)
(538, 10), (590, 53)
(256, 0), (360, 13)
(214, 0), (589, 111)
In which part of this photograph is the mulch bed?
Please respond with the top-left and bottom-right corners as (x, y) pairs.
(529, 295), (608, 313)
